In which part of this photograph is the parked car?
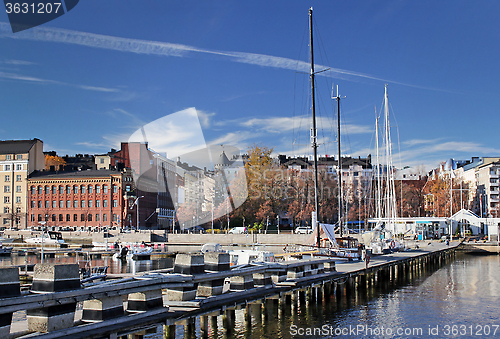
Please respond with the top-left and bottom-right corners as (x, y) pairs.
(295, 227), (313, 234)
(228, 227), (247, 234)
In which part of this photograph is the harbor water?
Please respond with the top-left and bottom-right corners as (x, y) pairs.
(162, 253), (499, 338)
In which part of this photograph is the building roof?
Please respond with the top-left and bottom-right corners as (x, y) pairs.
(215, 151), (231, 167)
(29, 169), (120, 180)
(0, 139), (41, 155)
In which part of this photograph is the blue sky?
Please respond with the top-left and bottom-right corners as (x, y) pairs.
(1, 1), (499, 170)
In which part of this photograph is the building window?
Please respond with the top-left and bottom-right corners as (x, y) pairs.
(59, 214), (63, 222)
(38, 201), (42, 208)
(74, 186), (78, 194)
(16, 175), (21, 182)
(4, 165), (10, 170)
(52, 186), (57, 194)
(96, 214), (100, 222)
(100, 158), (104, 164)
(96, 185), (101, 193)
(16, 164), (22, 171)
(31, 201), (35, 208)
(4, 175), (9, 182)
(73, 214), (78, 222)
(16, 207), (20, 213)
(52, 201), (57, 208)
(126, 185), (131, 192)
(3, 218), (9, 225)
(103, 214), (107, 222)
(81, 214), (85, 222)
(88, 185), (93, 194)
(112, 214), (117, 222)
(67, 200), (71, 208)
(38, 214), (42, 222)
(3, 207), (9, 214)
(81, 186), (86, 194)
(5, 155), (11, 160)
(96, 200), (100, 208)
(103, 200), (108, 208)
(31, 186), (36, 194)
(67, 186), (71, 194)
(4, 197), (9, 203)
(113, 185), (118, 193)
(31, 214), (34, 222)
(74, 200), (78, 208)
(60, 200), (64, 208)
(4, 186), (9, 193)
(88, 200), (93, 208)
(59, 186), (64, 194)
(16, 186), (21, 193)
(45, 186), (50, 194)
(103, 185), (108, 193)
(66, 214), (70, 222)
(81, 200), (85, 208)
(15, 196), (21, 204)
(88, 214), (92, 221)
(16, 154), (22, 160)
(52, 214), (56, 222)
(45, 201), (49, 208)
(113, 200), (117, 207)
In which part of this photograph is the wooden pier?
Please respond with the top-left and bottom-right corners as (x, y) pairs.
(1, 241), (459, 339)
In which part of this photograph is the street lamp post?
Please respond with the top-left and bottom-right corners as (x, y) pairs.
(39, 221), (46, 264)
(135, 195), (145, 231)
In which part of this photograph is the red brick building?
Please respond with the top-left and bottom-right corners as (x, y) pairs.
(27, 170), (134, 230)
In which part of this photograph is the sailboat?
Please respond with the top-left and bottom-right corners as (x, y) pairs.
(283, 8), (362, 261)
(363, 85), (405, 254)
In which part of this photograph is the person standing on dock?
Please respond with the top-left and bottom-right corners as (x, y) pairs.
(365, 249), (370, 268)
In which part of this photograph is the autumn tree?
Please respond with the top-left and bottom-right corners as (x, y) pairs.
(45, 154), (66, 171)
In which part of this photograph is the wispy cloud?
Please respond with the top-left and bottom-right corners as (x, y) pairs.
(0, 71), (57, 83)
(4, 59), (35, 65)
(196, 110), (216, 128)
(240, 116), (372, 135)
(0, 22), (450, 92)
(0, 69), (120, 93)
(79, 85), (119, 93)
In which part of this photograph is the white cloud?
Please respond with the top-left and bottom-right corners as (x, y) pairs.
(196, 110), (216, 128)
(4, 59), (35, 65)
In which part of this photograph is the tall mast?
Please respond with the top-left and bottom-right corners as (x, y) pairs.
(383, 84), (397, 231)
(309, 7), (320, 248)
(333, 85), (343, 237)
(375, 106), (381, 221)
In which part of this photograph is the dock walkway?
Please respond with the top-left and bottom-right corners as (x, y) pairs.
(5, 241), (459, 339)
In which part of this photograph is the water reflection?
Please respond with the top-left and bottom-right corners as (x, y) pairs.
(134, 254), (500, 339)
(0, 253), (173, 274)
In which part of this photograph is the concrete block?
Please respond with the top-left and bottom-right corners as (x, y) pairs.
(127, 289), (163, 312)
(173, 254), (204, 275)
(287, 266), (304, 279)
(0, 268), (20, 338)
(204, 253), (230, 272)
(28, 264), (80, 333)
(253, 272), (272, 286)
(82, 296), (124, 322)
(166, 286), (197, 301)
(31, 264), (80, 293)
(197, 279), (224, 297)
(230, 275), (254, 291)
